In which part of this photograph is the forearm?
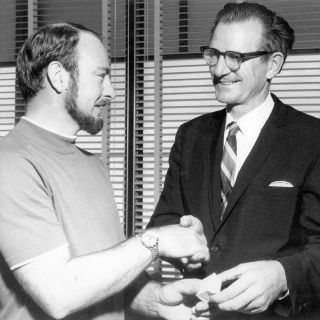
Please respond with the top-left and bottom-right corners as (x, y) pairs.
(15, 223), (208, 318)
(15, 236), (153, 318)
(66, 237), (153, 306)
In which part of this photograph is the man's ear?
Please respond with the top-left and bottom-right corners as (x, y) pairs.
(46, 61), (69, 94)
(267, 52), (284, 80)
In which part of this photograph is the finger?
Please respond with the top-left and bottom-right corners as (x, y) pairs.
(181, 215), (204, 234)
(190, 251), (207, 262)
(173, 278), (202, 296)
(243, 306), (266, 314)
(191, 315), (211, 320)
(193, 301), (211, 313)
(180, 215), (193, 227)
(191, 302), (212, 319)
(188, 216), (204, 234)
(217, 262), (257, 283)
(241, 294), (269, 314)
(185, 263), (203, 271)
(200, 235), (208, 246)
(181, 257), (189, 265)
(217, 264), (247, 283)
(160, 279), (201, 305)
(191, 314), (211, 319)
(192, 248), (210, 263)
(185, 252), (209, 268)
(209, 276), (250, 304)
(217, 286), (257, 312)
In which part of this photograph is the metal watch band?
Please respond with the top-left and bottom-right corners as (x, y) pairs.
(137, 232), (159, 261)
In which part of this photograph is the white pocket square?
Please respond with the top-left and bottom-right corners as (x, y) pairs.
(269, 181), (294, 188)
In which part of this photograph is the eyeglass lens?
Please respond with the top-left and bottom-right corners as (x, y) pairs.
(203, 48), (241, 71)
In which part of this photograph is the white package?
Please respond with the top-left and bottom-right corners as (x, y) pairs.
(196, 272), (222, 302)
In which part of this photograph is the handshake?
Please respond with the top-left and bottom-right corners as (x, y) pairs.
(146, 215), (210, 270)
(144, 216), (222, 320)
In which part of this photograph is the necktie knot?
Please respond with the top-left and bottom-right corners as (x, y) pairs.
(227, 121), (239, 137)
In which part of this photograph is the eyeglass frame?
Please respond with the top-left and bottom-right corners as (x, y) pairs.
(200, 46), (276, 71)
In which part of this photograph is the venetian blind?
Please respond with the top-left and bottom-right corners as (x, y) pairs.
(0, 0), (20, 138)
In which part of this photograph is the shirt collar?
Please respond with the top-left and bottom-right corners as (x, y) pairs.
(225, 93), (274, 136)
(22, 116), (77, 142)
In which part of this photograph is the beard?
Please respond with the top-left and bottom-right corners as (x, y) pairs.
(65, 74), (104, 135)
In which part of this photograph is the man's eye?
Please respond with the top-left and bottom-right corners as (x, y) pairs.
(227, 53), (240, 61)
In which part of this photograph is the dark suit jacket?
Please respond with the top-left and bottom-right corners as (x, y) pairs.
(148, 94), (320, 319)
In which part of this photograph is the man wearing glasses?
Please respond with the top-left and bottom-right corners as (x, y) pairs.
(148, 2), (320, 319)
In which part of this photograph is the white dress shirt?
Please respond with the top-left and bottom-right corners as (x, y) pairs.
(223, 93), (274, 182)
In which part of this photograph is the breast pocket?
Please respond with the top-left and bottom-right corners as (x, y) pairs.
(260, 186), (301, 197)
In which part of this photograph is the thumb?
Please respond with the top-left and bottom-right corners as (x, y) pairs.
(160, 279), (201, 305)
(180, 215), (193, 228)
(181, 215), (204, 234)
(175, 278), (202, 295)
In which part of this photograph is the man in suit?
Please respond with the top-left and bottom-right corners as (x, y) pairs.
(148, 2), (320, 319)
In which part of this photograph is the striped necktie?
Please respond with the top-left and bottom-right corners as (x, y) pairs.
(220, 121), (240, 217)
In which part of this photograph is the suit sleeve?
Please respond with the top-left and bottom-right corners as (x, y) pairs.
(276, 151), (320, 314)
(147, 125), (188, 228)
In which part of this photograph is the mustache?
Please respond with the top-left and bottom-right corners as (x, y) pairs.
(212, 76), (222, 86)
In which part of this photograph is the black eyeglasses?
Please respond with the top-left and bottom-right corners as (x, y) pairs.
(200, 46), (275, 71)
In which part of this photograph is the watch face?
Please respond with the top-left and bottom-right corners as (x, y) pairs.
(142, 232), (157, 247)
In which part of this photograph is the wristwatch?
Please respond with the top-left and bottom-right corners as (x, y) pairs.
(137, 231), (159, 261)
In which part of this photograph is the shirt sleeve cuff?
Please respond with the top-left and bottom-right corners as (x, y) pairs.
(278, 289), (290, 300)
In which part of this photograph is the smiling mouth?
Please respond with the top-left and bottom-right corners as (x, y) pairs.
(213, 77), (240, 86)
(218, 81), (239, 85)
(95, 102), (106, 108)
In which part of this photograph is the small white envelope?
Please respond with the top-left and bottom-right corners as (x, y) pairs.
(196, 273), (222, 302)
(269, 180), (294, 188)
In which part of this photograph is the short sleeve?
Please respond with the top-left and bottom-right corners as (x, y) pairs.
(0, 151), (68, 269)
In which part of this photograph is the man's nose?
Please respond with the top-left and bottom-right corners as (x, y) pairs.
(102, 76), (115, 100)
(210, 55), (230, 78)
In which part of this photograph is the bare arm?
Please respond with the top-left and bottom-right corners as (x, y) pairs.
(13, 225), (209, 319)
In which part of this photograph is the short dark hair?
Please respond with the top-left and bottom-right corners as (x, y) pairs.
(211, 2), (295, 63)
(17, 22), (99, 102)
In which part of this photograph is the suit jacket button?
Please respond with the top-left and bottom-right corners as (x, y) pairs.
(211, 245), (220, 253)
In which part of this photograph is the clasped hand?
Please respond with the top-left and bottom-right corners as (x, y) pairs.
(155, 215), (209, 265)
(179, 215), (210, 270)
(192, 260), (288, 317)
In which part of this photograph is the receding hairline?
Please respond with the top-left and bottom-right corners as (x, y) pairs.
(211, 17), (264, 38)
(211, 18), (265, 48)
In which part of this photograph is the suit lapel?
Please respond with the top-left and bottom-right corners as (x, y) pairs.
(218, 96), (287, 227)
(208, 111), (225, 231)
(182, 110), (225, 237)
